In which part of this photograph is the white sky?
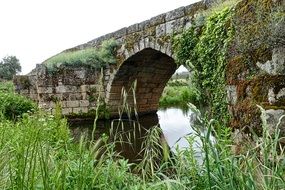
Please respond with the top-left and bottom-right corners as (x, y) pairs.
(0, 0), (199, 74)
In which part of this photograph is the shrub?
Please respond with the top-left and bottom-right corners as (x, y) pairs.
(0, 81), (14, 93)
(0, 92), (36, 120)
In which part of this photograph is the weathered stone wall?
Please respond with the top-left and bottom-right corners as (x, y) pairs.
(226, 0), (285, 135)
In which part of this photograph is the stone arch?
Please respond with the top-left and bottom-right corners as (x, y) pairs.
(120, 35), (173, 63)
(106, 48), (177, 116)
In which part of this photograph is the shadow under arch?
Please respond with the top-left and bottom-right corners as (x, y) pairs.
(106, 48), (177, 116)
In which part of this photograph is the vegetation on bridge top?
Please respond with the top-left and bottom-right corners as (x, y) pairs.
(44, 39), (118, 72)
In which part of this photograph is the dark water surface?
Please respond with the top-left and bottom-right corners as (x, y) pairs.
(69, 108), (202, 163)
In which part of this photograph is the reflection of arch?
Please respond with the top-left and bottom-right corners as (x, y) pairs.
(107, 48), (177, 115)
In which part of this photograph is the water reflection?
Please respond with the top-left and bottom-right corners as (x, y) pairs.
(158, 108), (205, 164)
(69, 114), (159, 163)
(69, 108), (204, 163)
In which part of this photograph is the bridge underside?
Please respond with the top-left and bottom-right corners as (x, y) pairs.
(107, 48), (177, 116)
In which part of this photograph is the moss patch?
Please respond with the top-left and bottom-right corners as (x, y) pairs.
(230, 99), (262, 134)
(125, 33), (142, 51)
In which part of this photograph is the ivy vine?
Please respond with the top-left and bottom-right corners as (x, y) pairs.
(173, 7), (234, 125)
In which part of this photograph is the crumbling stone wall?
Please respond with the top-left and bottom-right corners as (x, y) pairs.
(14, 64), (112, 116)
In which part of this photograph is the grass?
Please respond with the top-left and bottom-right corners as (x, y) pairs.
(44, 39), (118, 72)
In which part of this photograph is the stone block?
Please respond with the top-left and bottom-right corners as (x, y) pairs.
(139, 38), (145, 50)
(127, 23), (139, 34)
(55, 86), (66, 93)
(66, 101), (80, 108)
(150, 13), (166, 26)
(69, 93), (82, 101)
(144, 37), (150, 48)
(80, 85), (89, 92)
(104, 75), (110, 81)
(62, 108), (72, 115)
(39, 102), (48, 109)
(124, 48), (134, 58)
(74, 70), (86, 79)
(165, 6), (185, 21)
(165, 43), (172, 57)
(143, 93), (152, 99)
(113, 27), (127, 39)
(268, 87), (285, 105)
(185, 2), (205, 16)
(184, 16), (193, 30)
(139, 20), (150, 30)
(256, 47), (285, 75)
(277, 88), (285, 100)
(123, 49), (130, 59)
(264, 109), (285, 142)
(227, 85), (237, 105)
(37, 87), (53, 94)
(148, 39), (155, 49)
(159, 44), (167, 55)
(137, 99), (148, 104)
(82, 92), (88, 100)
(29, 94), (38, 100)
(156, 23), (166, 38)
(108, 100), (122, 106)
(165, 18), (185, 34)
(61, 101), (67, 108)
(133, 43), (140, 53)
(79, 100), (90, 107)
(73, 107), (88, 114)
(137, 88), (150, 93)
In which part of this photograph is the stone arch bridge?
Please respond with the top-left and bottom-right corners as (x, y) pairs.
(14, 1), (209, 117)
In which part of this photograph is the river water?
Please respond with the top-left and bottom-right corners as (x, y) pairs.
(69, 108), (205, 163)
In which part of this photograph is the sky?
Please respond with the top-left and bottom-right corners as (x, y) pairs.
(0, 0), (199, 74)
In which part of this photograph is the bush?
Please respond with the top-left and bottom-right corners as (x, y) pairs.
(0, 92), (36, 120)
(0, 81), (14, 93)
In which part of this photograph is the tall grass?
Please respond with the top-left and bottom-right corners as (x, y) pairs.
(1, 83), (285, 189)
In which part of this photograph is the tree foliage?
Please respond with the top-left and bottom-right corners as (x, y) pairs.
(0, 55), (21, 80)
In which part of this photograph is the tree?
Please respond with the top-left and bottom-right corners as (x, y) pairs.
(0, 56), (21, 80)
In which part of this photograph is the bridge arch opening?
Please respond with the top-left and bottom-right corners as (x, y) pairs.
(107, 48), (179, 116)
